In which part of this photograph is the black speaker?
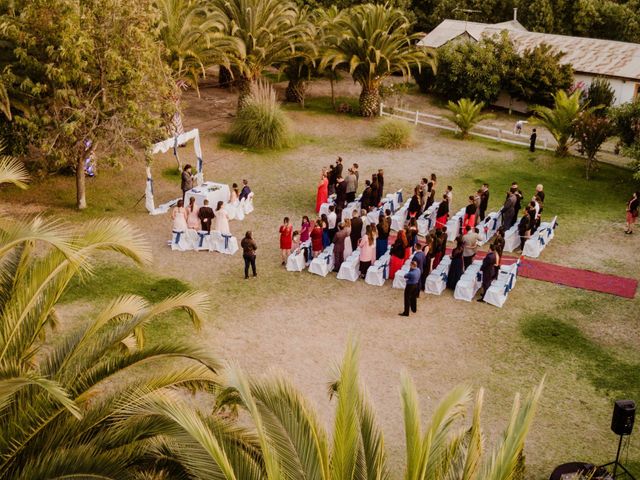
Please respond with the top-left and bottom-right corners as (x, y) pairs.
(611, 400), (635, 436)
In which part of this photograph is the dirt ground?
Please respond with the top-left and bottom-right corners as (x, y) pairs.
(11, 76), (638, 477)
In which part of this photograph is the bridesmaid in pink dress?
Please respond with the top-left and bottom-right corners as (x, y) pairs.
(186, 197), (200, 230)
(316, 172), (328, 213)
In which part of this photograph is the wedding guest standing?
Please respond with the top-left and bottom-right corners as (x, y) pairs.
(360, 180), (373, 211)
(370, 174), (379, 207)
(239, 179), (251, 200)
(350, 210), (363, 250)
(241, 231), (257, 279)
(399, 261), (420, 317)
(477, 244), (498, 302)
(327, 205), (338, 242)
(408, 186), (422, 219)
(213, 201), (230, 234)
(529, 128), (537, 152)
(198, 199), (215, 233)
(425, 181), (435, 210)
(406, 218), (419, 247)
(320, 214), (331, 248)
(180, 164), (193, 203)
(316, 171), (328, 213)
(335, 176), (347, 220)
(446, 237), (464, 290)
(186, 197), (200, 230)
(345, 168), (357, 203)
(501, 190), (516, 229)
(518, 210), (531, 251)
(171, 199), (188, 232)
(422, 236), (434, 288)
(333, 223), (349, 271)
(358, 225), (376, 278)
(377, 169), (385, 203)
(479, 183), (490, 221)
(412, 243), (426, 297)
(435, 194), (449, 228)
(310, 219), (324, 257)
(445, 185), (453, 205)
(334, 156), (343, 179)
(376, 213), (390, 259)
(388, 235), (406, 280)
(463, 195), (477, 230)
(626, 191), (639, 234)
(462, 226), (479, 269)
(300, 215), (312, 243)
(279, 217), (293, 265)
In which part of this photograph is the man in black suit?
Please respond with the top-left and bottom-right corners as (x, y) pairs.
(335, 175), (347, 221)
(360, 180), (372, 212)
(239, 179), (251, 200)
(181, 164), (193, 203)
(334, 156), (343, 180)
(198, 199), (215, 232)
(479, 183), (489, 221)
(350, 210), (363, 250)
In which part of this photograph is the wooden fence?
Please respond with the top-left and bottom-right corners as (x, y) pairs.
(379, 103), (551, 151)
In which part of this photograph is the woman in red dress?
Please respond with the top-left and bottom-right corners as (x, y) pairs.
(463, 195), (477, 231)
(279, 217), (293, 265)
(435, 193), (449, 229)
(388, 230), (410, 279)
(310, 219), (324, 257)
(316, 171), (329, 213)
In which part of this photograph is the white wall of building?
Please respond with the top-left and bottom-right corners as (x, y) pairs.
(574, 73), (638, 106)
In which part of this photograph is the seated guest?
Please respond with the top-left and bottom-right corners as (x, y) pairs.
(171, 199), (188, 232)
(463, 195), (477, 230)
(213, 201), (230, 234)
(279, 217), (293, 266)
(186, 196), (200, 230)
(239, 179), (251, 200)
(435, 194), (449, 228)
(310, 219), (324, 257)
(198, 199), (215, 232)
(358, 225), (376, 278)
(446, 236), (464, 290)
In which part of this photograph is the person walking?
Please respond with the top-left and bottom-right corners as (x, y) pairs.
(625, 191), (639, 234)
(241, 231), (257, 279)
(399, 261), (420, 317)
(529, 128), (537, 152)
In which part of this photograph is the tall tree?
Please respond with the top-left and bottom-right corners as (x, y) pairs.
(575, 111), (613, 179)
(0, 0), (175, 209)
(283, 7), (318, 107)
(530, 90), (593, 156)
(321, 3), (431, 117)
(212, 0), (311, 110)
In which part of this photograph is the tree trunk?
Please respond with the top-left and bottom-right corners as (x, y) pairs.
(586, 155), (593, 180)
(285, 78), (306, 105)
(236, 77), (253, 112)
(359, 83), (380, 117)
(76, 156), (87, 210)
(219, 65), (233, 88)
(330, 76), (336, 109)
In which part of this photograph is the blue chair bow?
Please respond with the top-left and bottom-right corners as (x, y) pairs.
(325, 254), (331, 265)
(221, 233), (232, 249)
(397, 191), (403, 204)
(379, 262), (388, 278)
(172, 230), (183, 244)
(147, 177), (154, 195)
(503, 274), (514, 295)
(440, 272), (448, 282)
(197, 231), (209, 248)
(476, 271), (482, 282)
(491, 216), (498, 230)
(538, 236), (545, 246)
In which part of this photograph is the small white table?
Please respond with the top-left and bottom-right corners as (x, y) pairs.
(185, 182), (230, 208)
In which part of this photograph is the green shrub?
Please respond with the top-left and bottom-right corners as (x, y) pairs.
(229, 81), (291, 149)
(374, 119), (414, 149)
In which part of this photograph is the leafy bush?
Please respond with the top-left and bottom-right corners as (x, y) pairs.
(374, 119), (414, 149)
(229, 81), (291, 149)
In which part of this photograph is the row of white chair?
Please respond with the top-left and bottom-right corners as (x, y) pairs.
(522, 216), (558, 258)
(169, 230), (239, 255)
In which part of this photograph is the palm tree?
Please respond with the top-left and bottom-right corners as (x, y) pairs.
(283, 7), (318, 108)
(0, 79), (10, 120)
(162, 341), (543, 479)
(531, 90), (593, 156)
(211, 0), (312, 111)
(445, 98), (495, 138)
(0, 161), (225, 478)
(321, 4), (433, 117)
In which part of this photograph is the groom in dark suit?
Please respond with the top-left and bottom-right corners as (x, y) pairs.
(198, 199), (215, 232)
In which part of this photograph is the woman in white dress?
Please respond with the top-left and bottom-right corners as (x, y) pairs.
(227, 183), (240, 220)
(171, 199), (188, 231)
(186, 196), (200, 230)
(214, 201), (230, 234)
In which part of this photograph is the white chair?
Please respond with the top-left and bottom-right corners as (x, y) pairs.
(337, 250), (360, 281)
(195, 231), (213, 251)
(424, 256), (451, 295)
(309, 245), (334, 277)
(484, 260), (520, 308)
(478, 211), (502, 245)
(213, 231), (239, 255)
(342, 201), (360, 220)
(243, 192), (254, 215)
(287, 240), (312, 271)
(392, 259), (413, 289)
(503, 222), (521, 252)
(393, 189), (403, 210)
(170, 230), (190, 251)
(453, 260), (483, 301)
(365, 260), (388, 286)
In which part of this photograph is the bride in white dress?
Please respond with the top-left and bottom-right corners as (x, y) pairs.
(214, 201), (230, 234)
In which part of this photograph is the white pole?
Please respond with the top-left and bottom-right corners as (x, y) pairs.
(414, 110), (419, 125)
